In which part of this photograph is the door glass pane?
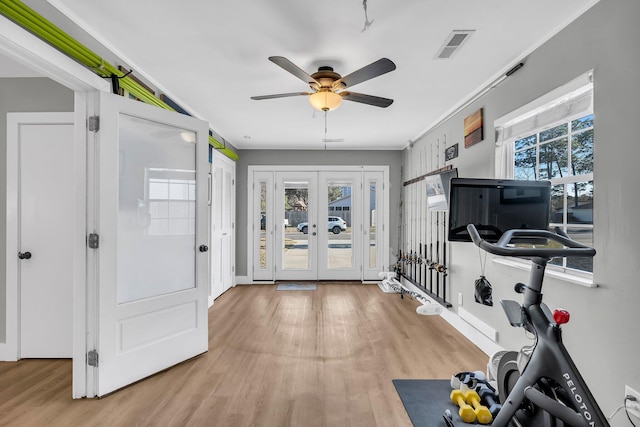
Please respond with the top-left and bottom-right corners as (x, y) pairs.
(327, 181), (352, 269)
(283, 180), (309, 269)
(117, 114), (196, 304)
(259, 180), (267, 270)
(368, 181), (377, 269)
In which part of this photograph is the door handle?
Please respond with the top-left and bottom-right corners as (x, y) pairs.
(199, 245), (209, 253)
(312, 232), (317, 236)
(18, 251), (32, 260)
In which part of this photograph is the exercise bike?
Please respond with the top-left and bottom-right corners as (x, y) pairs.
(466, 224), (609, 427)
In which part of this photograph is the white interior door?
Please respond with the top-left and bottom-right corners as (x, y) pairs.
(8, 113), (75, 358)
(90, 92), (209, 396)
(211, 150), (235, 299)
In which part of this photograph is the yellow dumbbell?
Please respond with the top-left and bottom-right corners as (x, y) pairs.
(464, 390), (493, 425)
(450, 389), (476, 423)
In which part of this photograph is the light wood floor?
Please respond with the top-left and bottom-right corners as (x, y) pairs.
(0, 284), (488, 426)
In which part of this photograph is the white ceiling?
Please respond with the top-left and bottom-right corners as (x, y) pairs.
(36, 1), (597, 150)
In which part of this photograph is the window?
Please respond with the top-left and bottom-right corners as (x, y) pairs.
(513, 115), (593, 272)
(495, 72), (594, 276)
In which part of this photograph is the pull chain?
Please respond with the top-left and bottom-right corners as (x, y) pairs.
(324, 110), (328, 150)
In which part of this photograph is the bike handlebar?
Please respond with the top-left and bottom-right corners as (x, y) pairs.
(466, 224), (596, 259)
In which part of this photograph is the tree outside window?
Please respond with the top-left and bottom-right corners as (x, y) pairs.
(513, 114), (594, 273)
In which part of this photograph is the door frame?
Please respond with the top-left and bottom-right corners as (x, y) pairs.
(247, 165), (390, 283)
(0, 14), (109, 399)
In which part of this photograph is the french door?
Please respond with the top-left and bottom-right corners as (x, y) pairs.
(274, 172), (319, 280)
(86, 91), (210, 397)
(251, 167), (387, 282)
(316, 171), (362, 280)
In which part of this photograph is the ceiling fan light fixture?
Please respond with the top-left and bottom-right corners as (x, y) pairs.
(309, 90), (342, 111)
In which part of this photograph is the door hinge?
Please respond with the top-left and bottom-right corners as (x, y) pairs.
(87, 233), (99, 249)
(87, 350), (99, 367)
(88, 116), (100, 132)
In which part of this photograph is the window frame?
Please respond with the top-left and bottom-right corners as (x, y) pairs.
(512, 114), (594, 276)
(494, 73), (594, 283)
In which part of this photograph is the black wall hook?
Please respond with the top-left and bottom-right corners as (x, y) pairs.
(103, 68), (133, 94)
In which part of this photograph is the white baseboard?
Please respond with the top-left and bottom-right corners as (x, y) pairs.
(458, 307), (498, 342)
(234, 276), (275, 285)
(234, 276), (251, 284)
(398, 278), (504, 357)
(0, 343), (18, 362)
(440, 309), (504, 357)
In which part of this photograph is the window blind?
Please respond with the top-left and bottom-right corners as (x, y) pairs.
(496, 84), (593, 144)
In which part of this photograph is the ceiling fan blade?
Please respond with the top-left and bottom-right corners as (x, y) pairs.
(251, 92), (311, 100)
(334, 58), (396, 89)
(341, 91), (394, 108)
(269, 56), (320, 86)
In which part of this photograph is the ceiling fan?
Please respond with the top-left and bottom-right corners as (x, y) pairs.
(251, 56), (396, 112)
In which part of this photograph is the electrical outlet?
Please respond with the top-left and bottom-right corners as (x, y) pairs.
(626, 385), (640, 419)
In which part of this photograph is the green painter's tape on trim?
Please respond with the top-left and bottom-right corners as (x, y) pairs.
(0, 0), (238, 161)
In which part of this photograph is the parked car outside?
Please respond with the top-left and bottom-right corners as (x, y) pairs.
(297, 216), (347, 234)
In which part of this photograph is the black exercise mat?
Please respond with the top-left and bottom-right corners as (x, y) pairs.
(393, 379), (482, 426)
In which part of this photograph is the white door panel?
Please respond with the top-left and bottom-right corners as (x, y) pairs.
(92, 92), (209, 396)
(11, 114), (75, 358)
(210, 151), (235, 299)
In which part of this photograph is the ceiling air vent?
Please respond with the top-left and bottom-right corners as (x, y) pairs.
(436, 30), (475, 59)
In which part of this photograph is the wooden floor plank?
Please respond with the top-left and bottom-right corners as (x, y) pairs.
(0, 284), (488, 426)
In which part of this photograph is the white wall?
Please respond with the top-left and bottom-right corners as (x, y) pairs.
(0, 77), (74, 344)
(404, 0), (640, 423)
